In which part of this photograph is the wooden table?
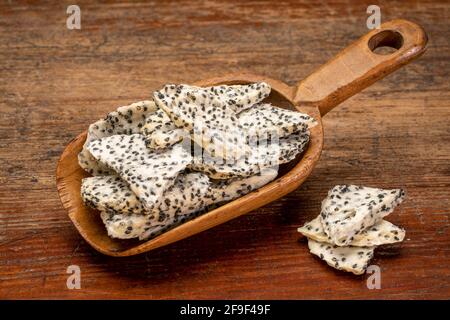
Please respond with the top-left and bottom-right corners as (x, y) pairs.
(0, 0), (449, 299)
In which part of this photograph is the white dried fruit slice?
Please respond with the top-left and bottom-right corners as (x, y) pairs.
(78, 119), (116, 176)
(100, 211), (150, 239)
(153, 83), (270, 160)
(214, 82), (271, 113)
(141, 109), (175, 135)
(81, 175), (145, 215)
(78, 100), (156, 175)
(298, 216), (405, 247)
(102, 211), (205, 240)
(87, 134), (192, 211)
(307, 239), (375, 275)
(141, 108), (187, 150)
(153, 84), (246, 160)
(190, 131), (309, 179)
(153, 82), (270, 117)
(239, 103), (316, 140)
(99, 172), (211, 239)
(146, 129), (186, 150)
(138, 211), (204, 240)
(105, 100), (156, 134)
(160, 82), (269, 114)
(156, 172), (212, 222)
(209, 167), (278, 202)
(320, 185), (405, 246)
(139, 173), (212, 240)
(266, 131), (310, 164)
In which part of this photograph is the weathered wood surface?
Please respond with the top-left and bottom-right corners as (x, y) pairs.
(0, 0), (449, 299)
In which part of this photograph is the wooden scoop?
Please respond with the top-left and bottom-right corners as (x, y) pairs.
(56, 19), (427, 256)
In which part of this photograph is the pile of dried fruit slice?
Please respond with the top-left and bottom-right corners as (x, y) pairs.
(298, 185), (406, 275)
(79, 82), (316, 240)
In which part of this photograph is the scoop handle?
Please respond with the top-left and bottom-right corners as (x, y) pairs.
(293, 19), (427, 116)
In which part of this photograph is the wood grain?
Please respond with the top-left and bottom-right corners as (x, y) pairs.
(0, 0), (449, 299)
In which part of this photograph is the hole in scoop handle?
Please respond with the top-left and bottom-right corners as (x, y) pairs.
(293, 19), (428, 116)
